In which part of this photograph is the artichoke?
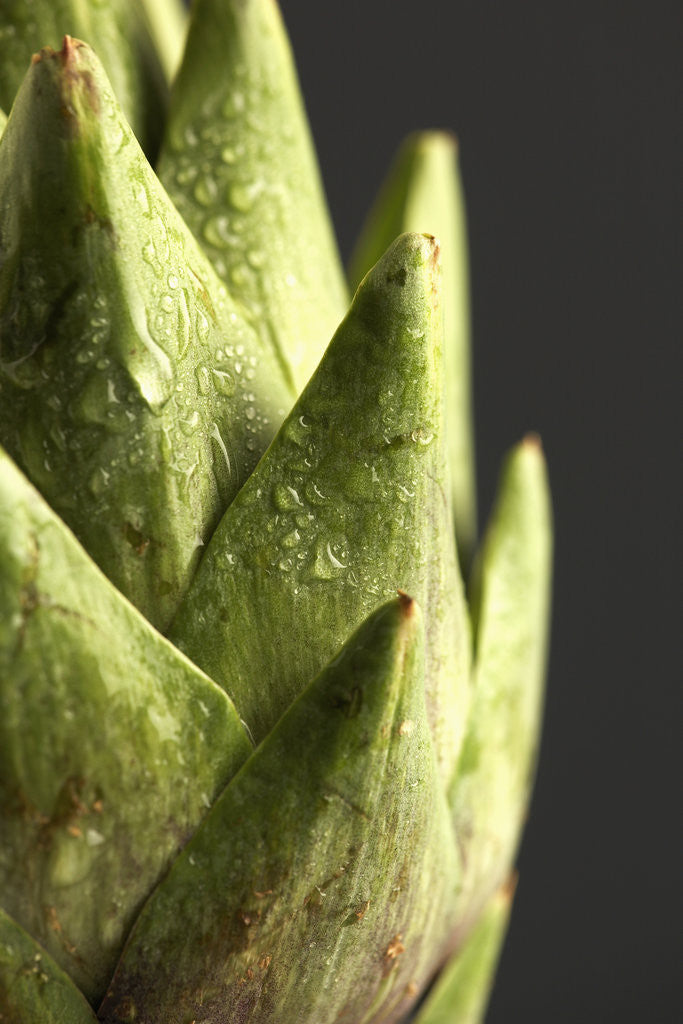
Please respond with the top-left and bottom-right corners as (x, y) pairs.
(0, 2), (552, 1022)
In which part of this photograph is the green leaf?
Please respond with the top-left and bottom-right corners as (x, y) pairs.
(99, 596), (460, 1024)
(412, 881), (514, 1024)
(0, 107), (6, 134)
(0, 447), (253, 1005)
(157, 0), (348, 392)
(349, 132), (476, 570)
(140, 0), (188, 83)
(0, 907), (98, 1024)
(0, 0), (167, 160)
(449, 437), (552, 926)
(170, 232), (471, 782)
(0, 39), (295, 630)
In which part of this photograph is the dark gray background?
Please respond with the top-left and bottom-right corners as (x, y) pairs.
(277, 2), (680, 1021)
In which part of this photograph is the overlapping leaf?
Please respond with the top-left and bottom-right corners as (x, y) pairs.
(0, 908), (98, 1024)
(412, 882), (513, 1024)
(0, 448), (252, 1004)
(140, 0), (187, 83)
(100, 596), (460, 1024)
(0, 39), (294, 631)
(449, 437), (552, 928)
(170, 232), (471, 783)
(349, 132), (476, 568)
(0, 0), (167, 159)
(158, 0), (348, 391)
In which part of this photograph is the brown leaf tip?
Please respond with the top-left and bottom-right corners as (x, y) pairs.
(521, 431), (543, 452)
(60, 36), (84, 64)
(396, 590), (416, 617)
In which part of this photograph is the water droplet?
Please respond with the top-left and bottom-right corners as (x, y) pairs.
(196, 366), (212, 394)
(142, 239), (156, 266)
(167, 274), (179, 290)
(229, 183), (253, 212)
(184, 124), (199, 148)
(282, 529), (301, 549)
(247, 249), (265, 269)
(397, 484), (416, 502)
(212, 369), (235, 396)
(222, 90), (246, 118)
(194, 175), (218, 207)
(305, 481), (328, 506)
(175, 165), (196, 187)
(196, 311), (210, 342)
(273, 483), (303, 511)
(160, 294), (174, 313)
(203, 214), (233, 248)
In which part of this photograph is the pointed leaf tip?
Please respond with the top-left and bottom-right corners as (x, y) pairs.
(349, 133), (477, 570)
(450, 435), (551, 927)
(158, 0), (347, 390)
(100, 597), (460, 1024)
(170, 230), (471, 781)
(0, 38), (293, 630)
(0, 1), (168, 160)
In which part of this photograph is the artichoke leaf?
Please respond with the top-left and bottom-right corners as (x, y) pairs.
(170, 232), (471, 783)
(0, 0), (167, 160)
(0, 907), (98, 1024)
(158, 0), (348, 392)
(99, 596), (460, 1024)
(349, 132), (476, 570)
(0, 107), (6, 135)
(411, 880), (514, 1024)
(449, 437), (552, 927)
(0, 909), (99, 1019)
(140, 0), (188, 83)
(0, 447), (253, 1005)
(0, 38), (295, 631)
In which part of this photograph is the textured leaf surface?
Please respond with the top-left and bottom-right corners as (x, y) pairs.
(0, 39), (294, 630)
(0, 448), (252, 1004)
(170, 232), (470, 782)
(412, 882), (513, 1024)
(449, 437), (552, 927)
(0, 907), (98, 1023)
(0, 0), (167, 159)
(100, 596), (460, 1024)
(158, 0), (348, 391)
(349, 133), (476, 569)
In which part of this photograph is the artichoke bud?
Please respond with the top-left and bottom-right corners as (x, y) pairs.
(0, 0), (167, 160)
(0, 907), (99, 1024)
(349, 131), (476, 572)
(0, 37), (294, 631)
(450, 436), (552, 930)
(169, 231), (471, 783)
(157, 0), (348, 392)
(0, 447), (252, 1003)
(99, 595), (460, 1024)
